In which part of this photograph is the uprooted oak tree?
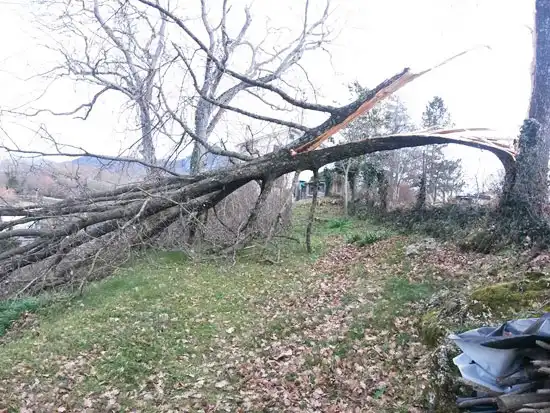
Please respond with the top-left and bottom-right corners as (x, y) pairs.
(0, 1), (519, 296)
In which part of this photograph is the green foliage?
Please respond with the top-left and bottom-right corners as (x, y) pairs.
(348, 230), (391, 247)
(373, 385), (386, 399)
(421, 96), (452, 129)
(346, 233), (362, 244)
(0, 298), (40, 336)
(385, 277), (433, 303)
(418, 97), (464, 204)
(326, 218), (352, 232)
(364, 204), (492, 242)
(458, 228), (500, 253)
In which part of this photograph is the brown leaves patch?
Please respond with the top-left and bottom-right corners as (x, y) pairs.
(0, 231), (533, 412)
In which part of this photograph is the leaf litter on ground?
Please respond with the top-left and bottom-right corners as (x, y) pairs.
(0, 204), (542, 412)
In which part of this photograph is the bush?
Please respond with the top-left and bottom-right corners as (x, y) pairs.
(348, 230), (391, 247)
(346, 233), (362, 244)
(326, 218), (352, 231)
(360, 204), (494, 243)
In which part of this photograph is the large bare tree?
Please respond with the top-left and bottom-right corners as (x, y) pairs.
(18, 0), (333, 177)
(177, 0), (333, 174)
(24, 0), (170, 171)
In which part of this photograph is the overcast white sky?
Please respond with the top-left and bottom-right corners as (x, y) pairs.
(0, 0), (535, 187)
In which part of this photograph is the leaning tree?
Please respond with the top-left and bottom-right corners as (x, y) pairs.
(0, 0), (517, 296)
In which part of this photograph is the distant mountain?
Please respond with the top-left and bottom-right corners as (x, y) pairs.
(72, 153), (231, 175)
(168, 153), (230, 174)
(71, 156), (145, 175)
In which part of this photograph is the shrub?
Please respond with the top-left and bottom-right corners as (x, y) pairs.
(347, 230), (390, 247)
(326, 218), (352, 232)
(356, 231), (390, 247)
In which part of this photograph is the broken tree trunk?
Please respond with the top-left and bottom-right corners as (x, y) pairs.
(0, 131), (515, 293)
(0, 66), (516, 296)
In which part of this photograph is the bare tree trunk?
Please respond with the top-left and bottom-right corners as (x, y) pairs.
(306, 168), (319, 253)
(190, 100), (212, 175)
(343, 161), (351, 216)
(138, 102), (157, 173)
(378, 171), (389, 212)
(416, 152), (427, 210)
(349, 174), (357, 216)
(501, 0), (550, 216)
(289, 171), (302, 206)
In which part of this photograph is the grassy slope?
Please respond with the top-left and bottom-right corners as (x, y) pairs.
(0, 203), (547, 412)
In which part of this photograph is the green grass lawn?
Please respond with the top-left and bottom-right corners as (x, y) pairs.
(0, 204), (388, 411)
(0, 202), (525, 412)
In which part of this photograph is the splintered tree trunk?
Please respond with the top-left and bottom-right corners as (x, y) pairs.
(502, 0), (550, 215)
(306, 169), (319, 253)
(0, 62), (517, 297)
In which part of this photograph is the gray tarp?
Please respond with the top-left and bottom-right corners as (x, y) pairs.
(450, 313), (550, 394)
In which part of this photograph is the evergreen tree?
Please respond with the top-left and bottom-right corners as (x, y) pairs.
(417, 96), (463, 206)
(341, 83), (423, 209)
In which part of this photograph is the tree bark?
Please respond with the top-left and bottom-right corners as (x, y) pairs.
(190, 100), (211, 175)
(416, 153), (427, 210)
(343, 162), (351, 216)
(138, 101), (157, 172)
(350, 174), (357, 216)
(496, 392), (550, 411)
(501, 0), (550, 216)
(306, 169), (319, 253)
(378, 171), (389, 212)
(529, 0), (550, 192)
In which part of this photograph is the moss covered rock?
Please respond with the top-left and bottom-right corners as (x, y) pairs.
(470, 273), (550, 313)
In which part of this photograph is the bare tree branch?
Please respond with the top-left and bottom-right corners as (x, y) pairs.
(0, 145), (181, 177)
(137, 0), (339, 115)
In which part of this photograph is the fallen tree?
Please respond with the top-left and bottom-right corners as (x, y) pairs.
(0, 0), (517, 295)
(0, 95), (515, 295)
